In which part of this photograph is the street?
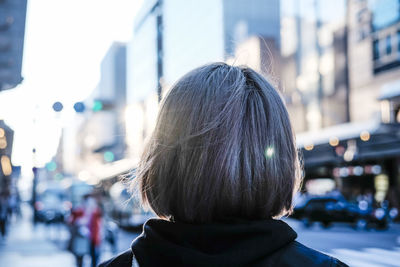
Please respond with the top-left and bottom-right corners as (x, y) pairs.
(286, 219), (400, 267)
(0, 205), (399, 267)
(0, 204), (138, 267)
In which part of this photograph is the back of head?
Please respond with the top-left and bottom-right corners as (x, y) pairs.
(134, 62), (301, 223)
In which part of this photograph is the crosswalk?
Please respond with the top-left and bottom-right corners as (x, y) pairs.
(329, 247), (400, 267)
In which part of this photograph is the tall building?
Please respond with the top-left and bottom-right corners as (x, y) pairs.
(126, 0), (281, 159)
(66, 43), (128, 183)
(280, 0), (349, 133)
(128, 0), (280, 100)
(0, 0), (27, 91)
(97, 42), (127, 162)
(292, 0), (400, 207)
(347, 0), (400, 122)
(162, 0), (280, 89)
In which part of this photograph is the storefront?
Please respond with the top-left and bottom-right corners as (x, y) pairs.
(297, 120), (400, 209)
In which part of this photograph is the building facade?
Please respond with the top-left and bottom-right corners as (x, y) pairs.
(0, 0), (27, 91)
(162, 0), (280, 88)
(280, 0), (349, 133)
(64, 43), (128, 184)
(293, 0), (400, 209)
(347, 0), (400, 122)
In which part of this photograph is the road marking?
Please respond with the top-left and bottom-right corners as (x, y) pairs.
(329, 247), (400, 267)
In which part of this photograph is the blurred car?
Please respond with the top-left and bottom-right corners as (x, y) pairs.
(291, 194), (390, 229)
(34, 186), (72, 224)
(62, 179), (93, 208)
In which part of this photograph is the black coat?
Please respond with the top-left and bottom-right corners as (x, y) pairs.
(100, 219), (348, 267)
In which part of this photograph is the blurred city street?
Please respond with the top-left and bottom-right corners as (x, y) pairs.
(0, 204), (75, 267)
(1, 206), (399, 267)
(0, 204), (138, 267)
(286, 219), (400, 267)
(1, 0), (400, 266)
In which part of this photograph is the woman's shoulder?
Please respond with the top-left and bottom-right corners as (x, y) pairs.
(272, 241), (349, 267)
(99, 249), (139, 267)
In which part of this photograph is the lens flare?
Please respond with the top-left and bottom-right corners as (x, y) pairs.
(265, 146), (275, 159)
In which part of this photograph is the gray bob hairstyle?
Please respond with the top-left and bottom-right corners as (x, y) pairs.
(134, 62), (301, 223)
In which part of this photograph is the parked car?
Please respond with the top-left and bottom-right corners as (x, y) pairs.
(34, 186), (71, 224)
(291, 194), (390, 229)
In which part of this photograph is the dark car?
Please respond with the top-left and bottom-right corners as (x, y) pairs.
(34, 187), (71, 224)
(291, 194), (389, 229)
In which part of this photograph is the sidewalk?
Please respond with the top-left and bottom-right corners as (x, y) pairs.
(0, 204), (76, 267)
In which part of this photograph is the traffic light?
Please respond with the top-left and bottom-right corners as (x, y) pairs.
(52, 101), (63, 112)
(92, 100), (103, 112)
(45, 161), (57, 172)
(92, 99), (114, 112)
(104, 151), (115, 162)
(73, 102), (85, 113)
(0, 0), (28, 91)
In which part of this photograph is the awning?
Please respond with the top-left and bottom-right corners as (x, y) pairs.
(378, 79), (400, 100)
(296, 120), (380, 148)
(298, 122), (400, 168)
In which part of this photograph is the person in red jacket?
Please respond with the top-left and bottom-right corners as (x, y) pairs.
(68, 201), (87, 267)
(85, 195), (103, 267)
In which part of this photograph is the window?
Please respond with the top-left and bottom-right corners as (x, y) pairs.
(386, 35), (392, 55)
(373, 39), (379, 60)
(398, 30), (400, 53)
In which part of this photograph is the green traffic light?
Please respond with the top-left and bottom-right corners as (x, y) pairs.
(104, 151), (115, 162)
(46, 161), (57, 172)
(92, 100), (103, 112)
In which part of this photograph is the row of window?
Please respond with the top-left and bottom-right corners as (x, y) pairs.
(373, 31), (400, 60)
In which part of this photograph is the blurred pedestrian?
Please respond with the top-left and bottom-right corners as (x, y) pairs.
(100, 63), (348, 267)
(0, 193), (8, 238)
(85, 195), (103, 267)
(105, 220), (118, 254)
(7, 190), (20, 221)
(68, 194), (103, 267)
(68, 199), (88, 267)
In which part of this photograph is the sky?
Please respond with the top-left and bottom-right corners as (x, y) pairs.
(0, 0), (143, 172)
